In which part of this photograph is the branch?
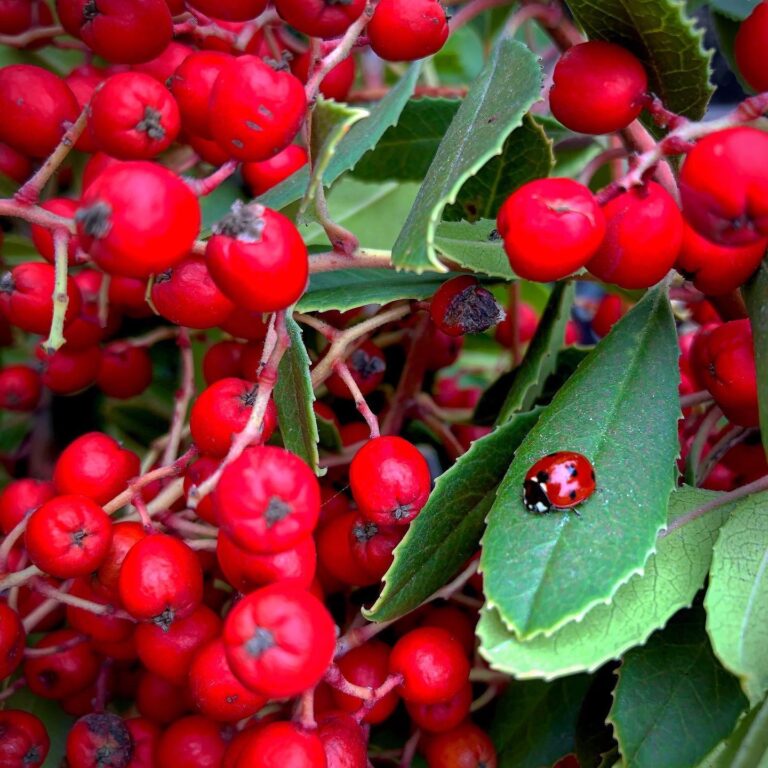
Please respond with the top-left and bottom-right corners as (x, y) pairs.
(332, 361), (380, 438)
(42, 230), (71, 354)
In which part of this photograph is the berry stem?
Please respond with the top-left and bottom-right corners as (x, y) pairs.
(348, 85), (469, 102)
(294, 688), (317, 730)
(162, 328), (196, 467)
(42, 230), (71, 354)
(399, 728), (421, 768)
(415, 407), (465, 460)
(505, 1), (564, 38)
(294, 313), (340, 340)
(132, 494), (157, 534)
(0, 24), (64, 47)
(22, 587), (69, 633)
(0, 564), (43, 592)
(126, 326), (181, 348)
(33, 578), (132, 619)
(357, 674), (404, 723)
(0, 515), (28, 573)
(332, 361), (381, 438)
(519, 0), (584, 49)
(680, 390), (713, 409)
(24, 633), (89, 657)
(470, 683), (501, 712)
(685, 405), (722, 487)
(185, 539), (217, 550)
(313, 183), (360, 256)
(698, 425), (753, 484)
(0, 198), (76, 232)
(0, 677), (26, 701)
(161, 514), (218, 539)
(309, 248), (392, 273)
(185, 159), (240, 196)
(324, 664), (376, 700)
(577, 147), (630, 187)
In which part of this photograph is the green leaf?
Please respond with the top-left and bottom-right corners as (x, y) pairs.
(392, 39), (543, 272)
(709, 0), (760, 20)
(364, 410), (541, 623)
(316, 413), (342, 452)
(274, 316), (320, 474)
(199, 178), (241, 232)
(491, 675), (592, 768)
(744, 260), (768, 459)
(297, 267), (460, 313)
(697, 696), (768, 768)
(481, 287), (680, 638)
(444, 116), (554, 222)
(609, 609), (748, 768)
(477, 486), (734, 679)
(563, 0), (714, 119)
(434, 219), (513, 279)
(497, 282), (575, 424)
(705, 491), (768, 705)
(258, 63), (421, 211)
(300, 97), (369, 216)
(352, 98), (460, 183)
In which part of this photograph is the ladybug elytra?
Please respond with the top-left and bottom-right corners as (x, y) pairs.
(523, 451), (596, 514)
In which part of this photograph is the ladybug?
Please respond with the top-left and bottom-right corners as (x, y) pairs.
(523, 451), (596, 514)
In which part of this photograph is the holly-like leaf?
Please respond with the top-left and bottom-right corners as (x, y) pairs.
(434, 219), (513, 279)
(392, 39), (543, 272)
(744, 260), (768, 459)
(697, 696), (768, 768)
(609, 609), (748, 768)
(444, 116), (554, 222)
(491, 675), (592, 768)
(258, 62), (421, 211)
(477, 487), (733, 679)
(705, 491), (768, 705)
(497, 282), (575, 424)
(364, 410), (541, 623)
(274, 316), (320, 474)
(481, 287), (680, 638)
(563, 0), (714, 119)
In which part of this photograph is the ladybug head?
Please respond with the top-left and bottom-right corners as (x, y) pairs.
(523, 478), (551, 514)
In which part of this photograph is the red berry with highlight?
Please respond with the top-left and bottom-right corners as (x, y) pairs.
(0, 710), (50, 768)
(24, 629), (100, 699)
(0, 365), (42, 412)
(186, 0), (267, 21)
(0, 478), (55, 534)
(275, 0), (365, 38)
(0, 602), (25, 682)
(424, 722), (498, 768)
(368, 0), (449, 62)
(155, 716), (227, 768)
(97, 342), (153, 400)
(735, 1), (768, 93)
(406, 681), (472, 733)
(235, 721), (327, 768)
(242, 145), (309, 196)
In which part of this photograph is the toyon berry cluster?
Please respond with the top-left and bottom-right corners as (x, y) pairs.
(0, 0), (766, 767)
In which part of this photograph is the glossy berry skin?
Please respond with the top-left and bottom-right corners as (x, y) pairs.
(275, 0), (365, 38)
(203, 341), (245, 386)
(76, 161), (201, 279)
(0, 262), (81, 335)
(406, 681), (472, 733)
(56, 0), (173, 64)
(523, 451), (596, 514)
(210, 56), (307, 162)
(152, 256), (235, 329)
(24, 629), (100, 699)
(213, 445), (321, 554)
(349, 437), (431, 526)
(25, 495), (112, 578)
(155, 716), (227, 768)
(135, 671), (192, 724)
(132, 40), (192, 83)
(325, 340), (387, 399)
(316, 512), (373, 588)
(186, 0), (267, 21)
(0, 65), (79, 157)
(592, 294), (627, 339)
(190, 378), (278, 458)
(219, 306), (270, 341)
(587, 182), (683, 289)
(124, 717), (160, 768)
(550, 41), (648, 135)
(680, 128), (768, 246)
(368, 0), (449, 62)
(0, 140), (32, 184)
(424, 722), (498, 768)
(735, 2), (768, 92)
(188, 639), (267, 722)
(497, 178), (606, 282)
(242, 145), (309, 196)
(118, 533), (203, 626)
(430, 276), (504, 337)
(97, 342), (153, 400)
(291, 51), (357, 102)
(88, 71), (180, 159)
(0, 710), (50, 768)
(317, 713), (368, 768)
(0, 365), (42, 412)
(223, 583), (336, 698)
(235, 722), (327, 768)
(420, 605), (476, 657)
(206, 203), (309, 313)
(37, 345), (102, 395)
(389, 627), (470, 705)
(66, 713), (133, 768)
(54, 432), (140, 506)
(108, 275), (151, 317)
(693, 320), (759, 427)
(676, 222), (766, 295)
(169, 51), (233, 139)
(0, 478), (55, 534)
(348, 517), (405, 584)
(0, 602), (25, 682)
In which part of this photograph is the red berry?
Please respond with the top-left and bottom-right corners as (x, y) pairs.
(349, 436), (431, 526)
(65, 579), (133, 644)
(348, 517), (405, 584)
(135, 670), (192, 724)
(76, 160), (201, 279)
(586, 182), (683, 289)
(97, 342), (153, 400)
(0, 710), (50, 768)
(24, 629), (100, 699)
(275, 0), (365, 38)
(206, 203), (309, 312)
(210, 55), (306, 162)
(420, 605), (476, 657)
(0, 64), (79, 157)
(56, 0), (172, 64)
(188, 639), (267, 722)
(88, 71), (180, 159)
(0, 0), (53, 34)
(218, 306), (270, 341)
(424, 722), (498, 768)
(82, 151), (126, 193)
(0, 262), (82, 335)
(203, 341), (246, 385)
(155, 716), (227, 768)
(213, 445), (320, 553)
(234, 721), (327, 768)
(325, 340), (387, 399)
(108, 275), (151, 318)
(389, 627), (470, 705)
(242, 145), (309, 197)
(523, 451), (596, 514)
(118, 533), (203, 626)
(430, 276), (504, 337)
(223, 583), (336, 698)
(0, 478), (55, 534)
(66, 713), (133, 768)
(0, 141), (32, 185)
(186, 0), (267, 21)
(316, 511), (373, 588)
(0, 602), (25, 682)
(497, 178), (606, 282)
(183, 455), (220, 525)
(190, 377), (278, 458)
(317, 713), (368, 768)
(25, 494), (112, 578)
(30, 198), (83, 264)
(188, 133), (233, 166)
(124, 717), (160, 768)
(152, 256), (235, 329)
(550, 41), (648, 135)
(132, 40), (193, 83)
(65, 66), (104, 153)
(495, 301), (539, 347)
(680, 127), (768, 246)
(37, 344), (102, 394)
(592, 294), (627, 338)
(406, 680), (472, 733)
(735, 1), (768, 92)
(291, 50), (357, 102)
(54, 432), (140, 505)
(0, 364), (42, 412)
(169, 51), (234, 140)
(368, 0), (449, 62)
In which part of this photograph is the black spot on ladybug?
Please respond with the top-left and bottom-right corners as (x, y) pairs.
(536, 471), (549, 483)
(569, 490), (577, 500)
(570, 467), (578, 478)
